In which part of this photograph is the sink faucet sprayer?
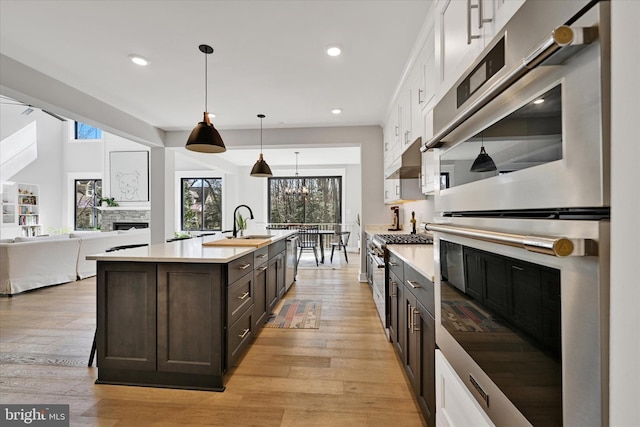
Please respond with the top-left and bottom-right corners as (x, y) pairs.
(233, 205), (254, 238)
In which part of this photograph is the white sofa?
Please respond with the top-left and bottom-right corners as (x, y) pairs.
(74, 229), (150, 279)
(0, 228), (150, 295)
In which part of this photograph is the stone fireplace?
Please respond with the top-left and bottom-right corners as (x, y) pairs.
(100, 207), (150, 232)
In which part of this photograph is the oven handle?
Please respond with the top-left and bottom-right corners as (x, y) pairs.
(426, 223), (593, 257)
(368, 253), (386, 268)
(421, 24), (597, 152)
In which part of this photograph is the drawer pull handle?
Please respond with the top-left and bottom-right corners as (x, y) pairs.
(407, 280), (422, 289)
(408, 303), (414, 333)
(257, 254), (267, 258)
(260, 265), (268, 271)
(412, 308), (421, 332)
(238, 291), (250, 300)
(238, 263), (251, 270)
(239, 328), (250, 339)
(389, 262), (399, 267)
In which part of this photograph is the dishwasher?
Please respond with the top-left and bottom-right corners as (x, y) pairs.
(285, 234), (299, 292)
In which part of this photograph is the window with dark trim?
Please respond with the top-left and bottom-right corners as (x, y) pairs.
(74, 121), (103, 140)
(268, 176), (342, 224)
(181, 178), (222, 231)
(75, 179), (102, 230)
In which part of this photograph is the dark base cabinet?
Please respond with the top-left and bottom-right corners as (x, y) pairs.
(97, 262), (225, 391)
(96, 239), (289, 392)
(388, 253), (436, 427)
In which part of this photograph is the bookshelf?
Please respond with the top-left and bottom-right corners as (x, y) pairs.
(1, 182), (42, 236)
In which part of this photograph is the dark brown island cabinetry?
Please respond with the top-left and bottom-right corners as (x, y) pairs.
(388, 251), (436, 427)
(95, 239), (288, 392)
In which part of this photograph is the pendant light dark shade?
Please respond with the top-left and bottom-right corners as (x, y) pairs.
(250, 114), (273, 177)
(470, 146), (497, 172)
(185, 44), (226, 153)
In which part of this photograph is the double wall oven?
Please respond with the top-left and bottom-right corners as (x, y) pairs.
(422, 1), (610, 426)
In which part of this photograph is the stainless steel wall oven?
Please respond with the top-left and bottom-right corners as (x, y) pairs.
(423, 1), (611, 426)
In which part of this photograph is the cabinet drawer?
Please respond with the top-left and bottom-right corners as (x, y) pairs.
(227, 253), (254, 284)
(405, 264), (435, 316)
(254, 246), (269, 266)
(227, 309), (253, 367)
(227, 272), (254, 326)
(388, 251), (404, 282)
(268, 239), (286, 258)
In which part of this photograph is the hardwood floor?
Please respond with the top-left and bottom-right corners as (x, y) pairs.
(0, 254), (425, 426)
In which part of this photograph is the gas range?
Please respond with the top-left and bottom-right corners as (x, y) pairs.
(373, 233), (433, 247)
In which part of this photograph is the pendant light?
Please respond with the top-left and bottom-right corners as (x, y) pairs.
(285, 152), (309, 195)
(250, 114), (273, 177)
(470, 134), (497, 172)
(185, 44), (226, 153)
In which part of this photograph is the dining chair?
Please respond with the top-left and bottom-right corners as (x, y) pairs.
(297, 226), (320, 266)
(330, 231), (351, 263)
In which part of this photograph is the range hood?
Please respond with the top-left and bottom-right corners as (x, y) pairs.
(385, 137), (422, 179)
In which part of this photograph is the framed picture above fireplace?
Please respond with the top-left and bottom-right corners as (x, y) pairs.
(109, 151), (149, 202)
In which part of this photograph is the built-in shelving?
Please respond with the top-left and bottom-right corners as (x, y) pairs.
(1, 182), (42, 236)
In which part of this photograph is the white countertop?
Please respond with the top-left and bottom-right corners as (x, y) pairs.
(387, 244), (435, 283)
(364, 224), (436, 282)
(86, 229), (296, 263)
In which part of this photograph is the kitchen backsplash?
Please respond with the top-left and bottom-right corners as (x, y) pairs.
(396, 198), (434, 231)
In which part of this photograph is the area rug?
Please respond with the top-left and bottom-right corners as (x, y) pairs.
(265, 299), (322, 329)
(441, 300), (509, 333)
(296, 255), (343, 270)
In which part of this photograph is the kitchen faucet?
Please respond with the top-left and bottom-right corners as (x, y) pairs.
(232, 205), (254, 238)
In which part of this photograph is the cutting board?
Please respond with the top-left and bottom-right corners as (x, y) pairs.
(203, 238), (271, 248)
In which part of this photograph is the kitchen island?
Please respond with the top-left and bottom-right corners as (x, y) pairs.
(87, 229), (295, 391)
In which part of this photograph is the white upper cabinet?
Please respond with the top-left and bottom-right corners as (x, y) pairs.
(419, 25), (437, 111)
(434, 0), (524, 104)
(398, 87), (412, 151)
(435, 0), (489, 102)
(490, 0), (525, 36)
(421, 110), (437, 195)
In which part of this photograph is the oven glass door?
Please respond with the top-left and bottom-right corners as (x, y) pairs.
(440, 241), (562, 426)
(433, 216), (609, 427)
(440, 84), (562, 188)
(435, 26), (608, 214)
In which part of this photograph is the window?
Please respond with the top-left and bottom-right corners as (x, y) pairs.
(74, 121), (103, 139)
(75, 179), (102, 230)
(181, 178), (222, 231)
(268, 176), (342, 224)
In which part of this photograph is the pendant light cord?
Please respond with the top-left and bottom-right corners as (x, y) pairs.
(204, 52), (208, 112)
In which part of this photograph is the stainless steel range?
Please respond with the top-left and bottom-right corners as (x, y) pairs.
(368, 233), (433, 336)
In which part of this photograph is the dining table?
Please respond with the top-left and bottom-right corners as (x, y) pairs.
(293, 228), (337, 264)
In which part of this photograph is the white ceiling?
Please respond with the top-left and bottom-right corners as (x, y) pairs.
(0, 0), (430, 134)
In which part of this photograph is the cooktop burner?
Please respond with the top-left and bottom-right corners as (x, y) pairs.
(375, 234), (433, 245)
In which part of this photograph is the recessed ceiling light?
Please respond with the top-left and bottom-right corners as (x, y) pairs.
(128, 54), (149, 66)
(326, 45), (342, 57)
(533, 98), (545, 104)
(331, 108), (342, 115)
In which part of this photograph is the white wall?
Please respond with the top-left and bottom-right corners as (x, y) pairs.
(1, 107), (65, 234)
(609, 2), (640, 425)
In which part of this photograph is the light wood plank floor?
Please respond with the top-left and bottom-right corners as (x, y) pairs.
(0, 254), (425, 426)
